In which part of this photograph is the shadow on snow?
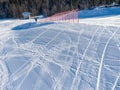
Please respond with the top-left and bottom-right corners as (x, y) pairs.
(79, 7), (120, 18)
(12, 22), (54, 30)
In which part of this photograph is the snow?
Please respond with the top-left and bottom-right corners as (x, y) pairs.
(0, 7), (120, 90)
(22, 12), (31, 19)
(78, 7), (120, 27)
(79, 7), (120, 18)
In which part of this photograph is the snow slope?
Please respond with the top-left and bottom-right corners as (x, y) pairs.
(0, 7), (120, 90)
(80, 6), (120, 18)
(78, 6), (120, 27)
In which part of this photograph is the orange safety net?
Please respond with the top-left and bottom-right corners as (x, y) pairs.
(40, 9), (79, 23)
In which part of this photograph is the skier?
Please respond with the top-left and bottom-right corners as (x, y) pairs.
(35, 17), (37, 22)
(78, 3), (81, 10)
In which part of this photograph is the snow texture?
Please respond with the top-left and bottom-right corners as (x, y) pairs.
(0, 7), (120, 90)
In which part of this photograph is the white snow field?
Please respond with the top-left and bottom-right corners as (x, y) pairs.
(0, 7), (120, 90)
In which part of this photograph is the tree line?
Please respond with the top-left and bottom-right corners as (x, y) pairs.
(0, 0), (120, 18)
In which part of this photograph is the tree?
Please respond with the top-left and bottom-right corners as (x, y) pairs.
(0, 0), (120, 18)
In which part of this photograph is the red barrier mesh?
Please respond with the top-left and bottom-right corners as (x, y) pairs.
(40, 9), (79, 23)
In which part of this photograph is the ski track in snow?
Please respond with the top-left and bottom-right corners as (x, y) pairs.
(96, 29), (118, 90)
(71, 26), (101, 90)
(0, 17), (120, 90)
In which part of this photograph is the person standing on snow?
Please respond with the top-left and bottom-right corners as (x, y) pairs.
(78, 3), (81, 10)
(35, 17), (37, 22)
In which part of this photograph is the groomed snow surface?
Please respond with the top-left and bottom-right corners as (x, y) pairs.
(0, 7), (120, 90)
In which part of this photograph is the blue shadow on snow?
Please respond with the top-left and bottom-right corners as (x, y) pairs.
(79, 7), (120, 18)
(12, 22), (54, 30)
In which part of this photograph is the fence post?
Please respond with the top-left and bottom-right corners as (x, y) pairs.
(39, 9), (80, 23)
(73, 11), (75, 23)
(77, 10), (79, 23)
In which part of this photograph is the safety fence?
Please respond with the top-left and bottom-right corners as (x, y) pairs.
(40, 9), (79, 23)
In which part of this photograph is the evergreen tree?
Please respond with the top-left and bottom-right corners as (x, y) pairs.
(0, 0), (119, 18)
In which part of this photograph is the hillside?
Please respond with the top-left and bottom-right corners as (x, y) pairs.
(0, 0), (120, 18)
(0, 7), (120, 90)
